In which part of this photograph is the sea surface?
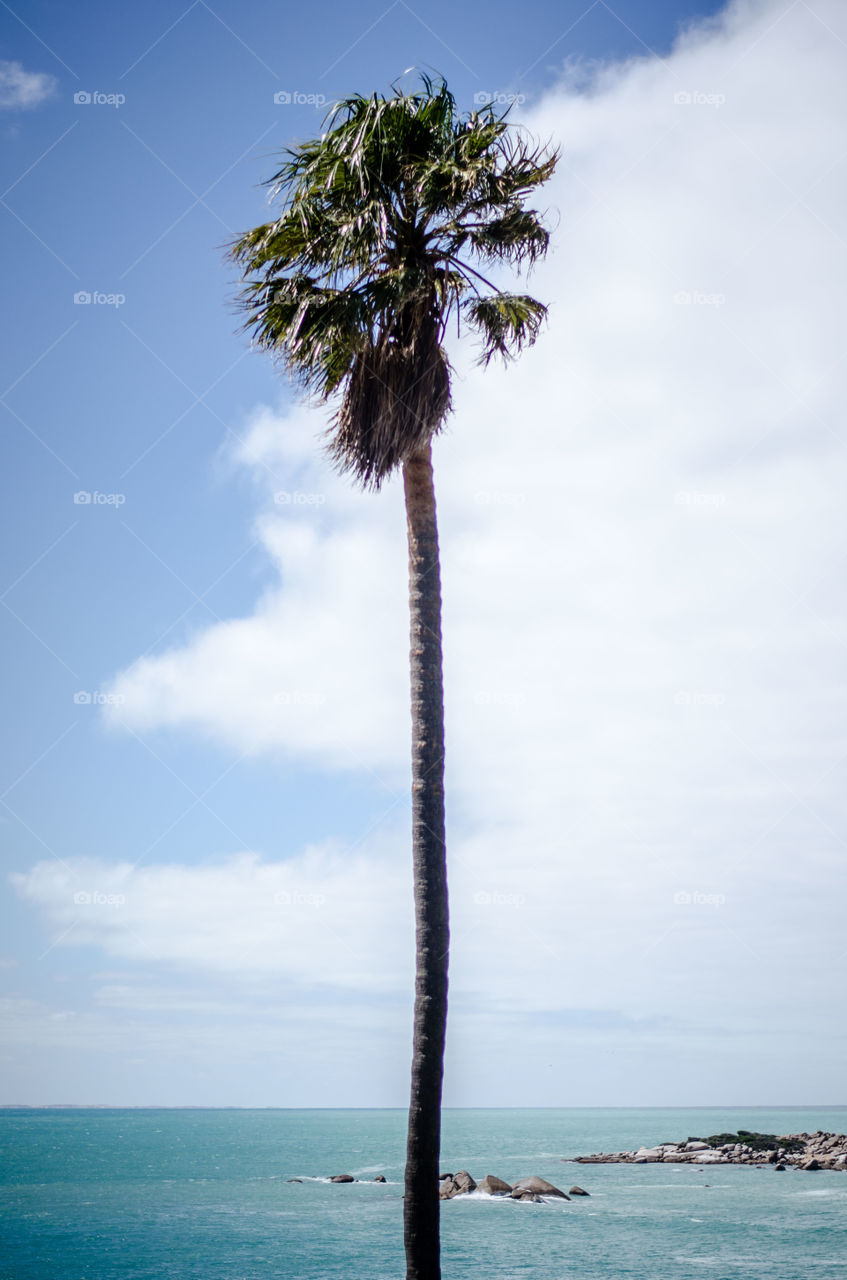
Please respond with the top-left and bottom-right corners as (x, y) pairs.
(1, 1107), (846, 1279)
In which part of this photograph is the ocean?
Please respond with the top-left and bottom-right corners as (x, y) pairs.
(1, 1107), (846, 1279)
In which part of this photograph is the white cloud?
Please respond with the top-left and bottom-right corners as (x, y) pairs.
(12, 0), (847, 1100)
(0, 60), (56, 110)
(109, 455), (410, 775)
(12, 844), (413, 991)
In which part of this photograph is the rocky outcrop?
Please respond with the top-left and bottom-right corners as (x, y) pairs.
(569, 1185), (590, 1196)
(329, 1174), (355, 1182)
(477, 1174), (513, 1195)
(510, 1176), (569, 1199)
(438, 1169), (574, 1203)
(573, 1131), (847, 1171)
(373, 1175), (386, 1182)
(439, 1170), (476, 1199)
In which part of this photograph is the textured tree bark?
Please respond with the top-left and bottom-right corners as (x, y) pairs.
(402, 442), (449, 1280)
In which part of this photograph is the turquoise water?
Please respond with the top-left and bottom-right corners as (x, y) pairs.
(1, 1108), (846, 1278)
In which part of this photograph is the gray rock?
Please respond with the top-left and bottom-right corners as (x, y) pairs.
(511, 1176), (570, 1200)
(373, 1175), (386, 1183)
(439, 1178), (458, 1199)
(452, 1170), (477, 1195)
(287, 1178), (303, 1183)
(510, 1189), (543, 1202)
(330, 1174), (355, 1183)
(477, 1174), (513, 1195)
(569, 1185), (590, 1196)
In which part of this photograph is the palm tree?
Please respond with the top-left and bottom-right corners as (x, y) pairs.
(230, 75), (557, 1280)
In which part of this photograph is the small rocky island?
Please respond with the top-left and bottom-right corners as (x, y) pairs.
(573, 1129), (847, 1171)
(311, 1171), (584, 1203)
(438, 1172), (584, 1202)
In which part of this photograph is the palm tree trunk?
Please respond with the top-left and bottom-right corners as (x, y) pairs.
(402, 442), (449, 1280)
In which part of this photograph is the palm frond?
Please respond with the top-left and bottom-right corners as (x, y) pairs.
(463, 293), (548, 365)
(460, 207), (550, 267)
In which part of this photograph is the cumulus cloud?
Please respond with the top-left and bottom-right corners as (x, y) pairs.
(0, 60), (56, 110)
(110, 423), (410, 774)
(12, 844), (413, 991)
(12, 0), (847, 1100)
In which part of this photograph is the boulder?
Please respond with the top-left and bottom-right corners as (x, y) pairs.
(452, 1170), (477, 1195)
(439, 1178), (458, 1200)
(802, 1159), (821, 1171)
(510, 1190), (543, 1202)
(775, 1164), (786, 1171)
(330, 1174), (355, 1183)
(569, 1185), (590, 1196)
(477, 1174), (513, 1195)
(511, 1176), (569, 1200)
(684, 1141), (710, 1152)
(439, 1172), (454, 1181)
(287, 1178), (302, 1183)
(373, 1175), (386, 1183)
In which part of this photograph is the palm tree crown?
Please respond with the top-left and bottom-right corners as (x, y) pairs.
(230, 75), (558, 488)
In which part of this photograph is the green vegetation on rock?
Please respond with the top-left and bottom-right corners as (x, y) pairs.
(692, 1130), (805, 1152)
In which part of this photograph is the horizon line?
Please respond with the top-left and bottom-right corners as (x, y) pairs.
(2, 1103), (845, 1111)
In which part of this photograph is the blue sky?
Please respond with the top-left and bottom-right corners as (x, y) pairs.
(1, 0), (726, 880)
(2, 0), (846, 1107)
